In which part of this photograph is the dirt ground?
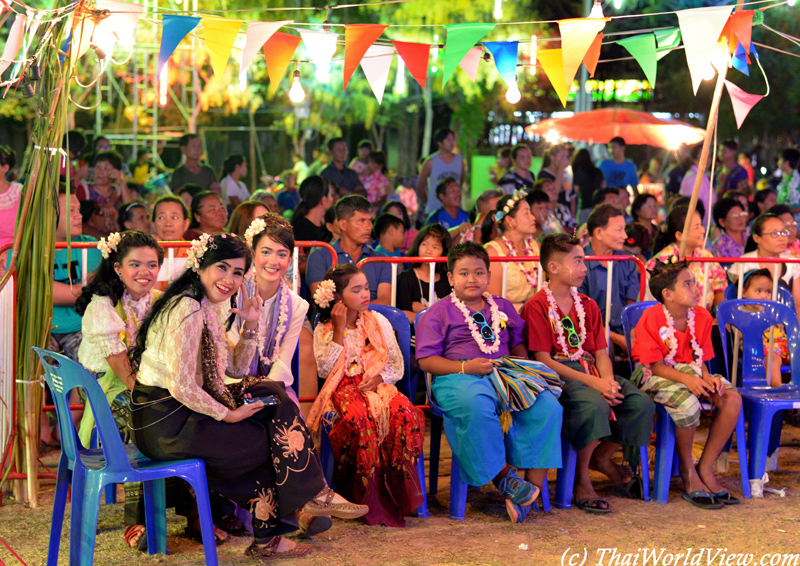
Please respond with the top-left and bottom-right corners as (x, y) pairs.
(1, 417), (798, 566)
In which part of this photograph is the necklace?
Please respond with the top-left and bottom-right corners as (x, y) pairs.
(662, 305), (704, 373)
(344, 314), (365, 376)
(450, 291), (502, 355)
(543, 282), (586, 361)
(201, 297), (230, 381)
(255, 282), (291, 367)
(501, 234), (539, 288)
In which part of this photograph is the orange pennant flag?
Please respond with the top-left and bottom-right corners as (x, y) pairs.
(558, 18), (608, 87)
(726, 10), (753, 53)
(392, 40), (430, 89)
(262, 32), (302, 94)
(583, 33), (603, 77)
(343, 24), (388, 89)
(537, 48), (569, 107)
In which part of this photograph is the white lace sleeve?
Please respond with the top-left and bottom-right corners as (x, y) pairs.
(78, 296), (125, 372)
(375, 312), (404, 385)
(161, 298), (229, 421)
(313, 322), (344, 380)
(228, 325), (258, 378)
(266, 295), (309, 387)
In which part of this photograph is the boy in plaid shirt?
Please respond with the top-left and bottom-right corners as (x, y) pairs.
(631, 260), (743, 509)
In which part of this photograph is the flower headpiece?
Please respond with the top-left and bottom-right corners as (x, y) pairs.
(626, 236), (636, 245)
(313, 279), (336, 309)
(494, 190), (528, 223)
(98, 232), (122, 259)
(244, 217), (267, 248)
(647, 256), (689, 278)
(185, 233), (215, 271)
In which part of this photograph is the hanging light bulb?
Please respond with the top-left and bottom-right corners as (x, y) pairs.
(789, 0), (797, 6)
(702, 63), (716, 81)
(529, 35), (537, 76)
(432, 34), (439, 60)
(395, 58), (406, 95)
(289, 69), (305, 104)
(159, 63), (168, 106)
(493, 0), (503, 20)
(613, 0), (622, 10)
(239, 72), (247, 92)
(506, 84), (521, 104)
(589, 0), (605, 18)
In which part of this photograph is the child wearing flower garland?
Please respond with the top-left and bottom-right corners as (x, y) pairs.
(75, 230), (167, 549)
(309, 264), (425, 527)
(631, 260), (742, 509)
(522, 234), (654, 515)
(416, 241), (563, 524)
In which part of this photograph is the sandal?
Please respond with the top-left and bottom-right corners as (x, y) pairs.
(245, 537), (312, 561)
(296, 510), (332, 538)
(572, 497), (612, 515)
(218, 513), (246, 536)
(123, 524), (147, 552)
(186, 517), (228, 545)
(612, 477), (645, 500)
(302, 486), (369, 520)
(710, 490), (740, 505)
(681, 490), (724, 510)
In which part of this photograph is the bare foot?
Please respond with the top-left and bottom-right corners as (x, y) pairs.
(589, 456), (633, 486)
(696, 463), (723, 493)
(680, 464), (710, 494)
(573, 480), (600, 503)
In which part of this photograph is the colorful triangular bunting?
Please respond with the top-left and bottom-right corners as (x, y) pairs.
(537, 48), (569, 107)
(724, 79), (764, 129)
(483, 41), (518, 87)
(203, 18), (242, 79)
(583, 33), (603, 77)
(158, 15), (200, 74)
(559, 18), (608, 87)
(654, 27), (681, 61)
(618, 33), (657, 86)
(442, 23), (495, 86)
(0, 13), (25, 76)
(241, 21), (290, 80)
(360, 44), (394, 103)
(299, 29), (338, 80)
(458, 47), (482, 82)
(263, 31), (301, 94)
(343, 24), (387, 89)
(96, 0), (143, 51)
(676, 5), (734, 94)
(392, 41), (430, 89)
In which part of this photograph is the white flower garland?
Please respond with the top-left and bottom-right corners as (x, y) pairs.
(201, 297), (230, 380)
(661, 305), (704, 373)
(543, 281), (586, 361)
(501, 234), (539, 288)
(344, 313), (365, 376)
(244, 217), (267, 248)
(98, 232), (122, 259)
(185, 233), (213, 271)
(256, 282), (291, 367)
(120, 289), (152, 347)
(449, 291), (502, 355)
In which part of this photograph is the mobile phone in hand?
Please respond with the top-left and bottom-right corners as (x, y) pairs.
(242, 395), (280, 406)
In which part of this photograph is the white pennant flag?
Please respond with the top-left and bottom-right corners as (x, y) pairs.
(96, 0), (144, 51)
(676, 5), (733, 95)
(299, 29), (338, 80)
(240, 21), (290, 80)
(360, 44), (394, 104)
(0, 14), (27, 76)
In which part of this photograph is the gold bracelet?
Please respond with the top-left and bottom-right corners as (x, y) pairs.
(460, 361), (465, 374)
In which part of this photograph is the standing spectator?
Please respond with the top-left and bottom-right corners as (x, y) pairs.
(664, 144), (690, 199)
(362, 150), (392, 206)
(541, 176), (576, 233)
(599, 137), (639, 193)
(170, 133), (220, 194)
(639, 157), (663, 187)
(321, 138), (363, 195)
(307, 147), (329, 177)
(0, 146), (21, 277)
(489, 147), (511, 184)
(89, 151), (135, 234)
(383, 201), (417, 254)
(349, 139), (373, 179)
(416, 128), (465, 215)
(292, 152), (309, 185)
(424, 177), (470, 232)
(537, 144), (572, 207)
(497, 144), (535, 195)
(738, 152), (755, 186)
(775, 148), (800, 215)
(631, 193), (659, 240)
(292, 176), (336, 243)
(572, 148), (605, 222)
(680, 144), (715, 228)
(219, 154), (250, 210)
(711, 197), (748, 261)
(130, 148), (155, 186)
(716, 140), (750, 196)
(186, 191), (228, 239)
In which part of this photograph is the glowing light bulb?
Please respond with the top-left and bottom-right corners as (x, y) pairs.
(789, 0), (796, 6)
(529, 35), (537, 75)
(159, 64), (168, 106)
(702, 64), (717, 81)
(506, 85), (521, 104)
(431, 65), (438, 73)
(545, 129), (561, 144)
(493, 0), (503, 20)
(395, 58), (406, 95)
(289, 70), (305, 104)
(589, 0), (604, 18)
(613, 0), (622, 9)
(239, 73), (247, 92)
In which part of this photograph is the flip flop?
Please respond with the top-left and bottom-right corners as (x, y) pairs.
(123, 524), (147, 552)
(572, 497), (612, 515)
(711, 490), (740, 505)
(612, 477), (645, 500)
(681, 490), (724, 510)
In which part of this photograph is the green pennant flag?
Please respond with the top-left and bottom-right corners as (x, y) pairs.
(618, 34), (658, 86)
(654, 27), (681, 61)
(442, 23), (495, 86)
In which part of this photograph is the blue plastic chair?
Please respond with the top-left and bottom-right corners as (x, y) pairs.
(416, 309), (552, 520)
(317, 305), (428, 517)
(717, 299), (800, 482)
(622, 302), (750, 502)
(34, 348), (219, 566)
(724, 282), (797, 314)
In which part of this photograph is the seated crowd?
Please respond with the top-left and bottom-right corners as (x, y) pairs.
(31, 130), (800, 561)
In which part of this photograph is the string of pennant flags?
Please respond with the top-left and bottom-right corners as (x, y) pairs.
(0, 0), (794, 128)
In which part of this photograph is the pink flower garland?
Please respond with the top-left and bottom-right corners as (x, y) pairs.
(661, 305), (704, 372)
(543, 282), (586, 361)
(500, 234), (540, 288)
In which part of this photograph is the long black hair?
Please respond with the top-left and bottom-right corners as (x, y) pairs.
(221, 154), (245, 178)
(291, 175), (330, 224)
(406, 223), (452, 276)
(481, 193), (528, 244)
(745, 212), (782, 254)
(129, 233), (252, 373)
(75, 231), (165, 316)
(652, 205), (693, 257)
(316, 264), (363, 323)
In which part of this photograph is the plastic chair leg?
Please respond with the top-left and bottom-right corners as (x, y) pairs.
(639, 446), (651, 502)
(767, 410), (784, 459)
(747, 405), (774, 482)
(47, 454), (71, 566)
(70, 470), (103, 566)
(428, 415), (443, 496)
(448, 458), (468, 521)
(653, 407), (676, 504)
(735, 410), (750, 499)
(555, 438), (577, 510)
(415, 451), (429, 518)
(540, 476), (551, 512)
(184, 469), (219, 566)
(143, 478), (167, 555)
(104, 482), (117, 505)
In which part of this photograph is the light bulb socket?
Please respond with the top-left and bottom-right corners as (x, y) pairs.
(22, 82), (35, 98)
(293, 70), (300, 79)
(90, 43), (106, 61)
(483, 52), (491, 62)
(322, 19), (331, 33)
(27, 59), (40, 81)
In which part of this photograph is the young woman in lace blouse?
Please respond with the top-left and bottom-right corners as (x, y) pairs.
(129, 234), (367, 561)
(76, 231), (165, 550)
(310, 264), (425, 527)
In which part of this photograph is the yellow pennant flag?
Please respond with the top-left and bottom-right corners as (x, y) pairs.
(537, 49), (569, 108)
(203, 17), (242, 78)
(558, 18), (608, 87)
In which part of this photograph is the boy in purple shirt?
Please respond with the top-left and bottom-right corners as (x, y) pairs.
(416, 242), (562, 523)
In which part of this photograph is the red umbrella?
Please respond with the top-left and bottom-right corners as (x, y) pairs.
(524, 107), (705, 149)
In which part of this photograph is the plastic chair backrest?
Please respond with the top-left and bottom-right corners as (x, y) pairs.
(414, 309), (437, 406)
(33, 348), (132, 472)
(369, 304), (413, 399)
(621, 301), (658, 371)
(716, 299), (800, 389)
(724, 282), (796, 314)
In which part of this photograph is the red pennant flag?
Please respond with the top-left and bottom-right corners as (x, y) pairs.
(392, 40), (430, 89)
(724, 80), (763, 129)
(583, 33), (603, 77)
(262, 32), (302, 94)
(343, 24), (387, 89)
(726, 10), (753, 53)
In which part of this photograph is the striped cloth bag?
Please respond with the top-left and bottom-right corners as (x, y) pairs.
(488, 357), (564, 433)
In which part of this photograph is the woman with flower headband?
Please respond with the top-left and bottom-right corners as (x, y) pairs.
(310, 263), (425, 527)
(483, 191), (541, 310)
(129, 233), (367, 561)
(75, 230), (169, 550)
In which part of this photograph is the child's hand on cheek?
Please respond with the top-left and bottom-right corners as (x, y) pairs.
(331, 301), (348, 331)
(466, 358), (494, 375)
